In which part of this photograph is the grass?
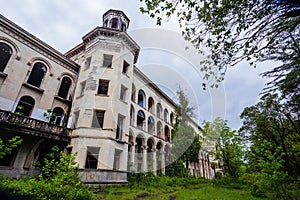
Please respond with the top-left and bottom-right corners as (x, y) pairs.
(95, 175), (274, 200)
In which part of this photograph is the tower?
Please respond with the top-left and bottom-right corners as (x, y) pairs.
(65, 9), (140, 184)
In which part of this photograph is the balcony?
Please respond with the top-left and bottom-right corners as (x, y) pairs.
(0, 109), (71, 142)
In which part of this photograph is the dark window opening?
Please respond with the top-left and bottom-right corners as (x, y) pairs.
(58, 77), (72, 99)
(85, 147), (99, 169)
(27, 62), (47, 88)
(0, 42), (12, 72)
(103, 54), (113, 68)
(111, 18), (119, 29)
(15, 96), (35, 116)
(97, 79), (109, 95)
(122, 60), (129, 74)
(92, 110), (105, 128)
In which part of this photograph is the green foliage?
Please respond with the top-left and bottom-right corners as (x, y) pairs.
(240, 93), (300, 199)
(140, 0), (300, 89)
(203, 118), (244, 180)
(0, 146), (95, 200)
(102, 175), (271, 200)
(169, 89), (202, 174)
(0, 136), (22, 159)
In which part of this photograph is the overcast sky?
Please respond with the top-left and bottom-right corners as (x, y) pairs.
(0, 0), (272, 130)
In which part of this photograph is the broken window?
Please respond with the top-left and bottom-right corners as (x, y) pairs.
(103, 54), (113, 68)
(27, 62), (47, 88)
(122, 60), (130, 74)
(97, 79), (109, 95)
(85, 147), (99, 169)
(92, 110), (105, 128)
(57, 76), (72, 99)
(0, 42), (12, 72)
(15, 96), (35, 116)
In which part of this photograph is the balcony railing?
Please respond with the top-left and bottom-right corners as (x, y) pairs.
(0, 109), (71, 142)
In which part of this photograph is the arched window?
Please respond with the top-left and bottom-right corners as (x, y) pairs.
(148, 116), (155, 134)
(156, 103), (162, 119)
(138, 90), (146, 107)
(164, 125), (170, 142)
(57, 77), (72, 99)
(27, 62), (47, 88)
(111, 18), (119, 29)
(15, 96), (35, 116)
(131, 84), (136, 102)
(148, 97), (154, 113)
(170, 113), (174, 125)
(137, 110), (145, 130)
(0, 42), (12, 72)
(50, 107), (64, 126)
(157, 121), (162, 138)
(164, 109), (169, 123)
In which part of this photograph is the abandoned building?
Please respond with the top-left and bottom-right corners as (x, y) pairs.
(0, 9), (214, 184)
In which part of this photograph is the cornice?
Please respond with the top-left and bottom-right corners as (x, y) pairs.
(65, 27), (140, 63)
(0, 14), (80, 73)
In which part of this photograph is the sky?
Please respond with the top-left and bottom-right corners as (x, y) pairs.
(0, 0), (272, 130)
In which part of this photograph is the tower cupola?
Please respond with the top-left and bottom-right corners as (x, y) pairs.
(102, 9), (130, 32)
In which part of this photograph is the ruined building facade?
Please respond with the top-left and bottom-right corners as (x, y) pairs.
(0, 9), (213, 184)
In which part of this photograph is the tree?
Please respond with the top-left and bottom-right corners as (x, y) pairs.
(140, 0), (300, 89)
(0, 136), (22, 159)
(240, 93), (300, 199)
(166, 89), (201, 176)
(202, 118), (244, 180)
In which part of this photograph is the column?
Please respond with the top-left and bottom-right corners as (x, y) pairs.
(142, 145), (147, 172)
(152, 148), (157, 175)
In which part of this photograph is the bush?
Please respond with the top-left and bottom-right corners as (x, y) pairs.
(0, 146), (95, 200)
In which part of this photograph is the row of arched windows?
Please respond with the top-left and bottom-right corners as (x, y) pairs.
(131, 84), (174, 124)
(130, 105), (171, 142)
(14, 95), (66, 126)
(0, 42), (73, 100)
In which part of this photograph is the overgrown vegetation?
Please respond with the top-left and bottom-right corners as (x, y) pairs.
(0, 146), (95, 200)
